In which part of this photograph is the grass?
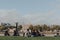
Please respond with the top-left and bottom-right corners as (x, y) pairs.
(0, 36), (60, 40)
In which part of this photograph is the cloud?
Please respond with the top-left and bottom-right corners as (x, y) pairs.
(0, 9), (60, 25)
(22, 10), (55, 25)
(0, 9), (22, 24)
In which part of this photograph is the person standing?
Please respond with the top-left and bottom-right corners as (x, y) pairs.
(26, 29), (31, 37)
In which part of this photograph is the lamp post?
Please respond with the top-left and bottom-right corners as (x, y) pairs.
(16, 22), (18, 31)
(13, 22), (19, 36)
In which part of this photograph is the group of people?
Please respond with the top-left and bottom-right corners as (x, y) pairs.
(4, 29), (60, 37)
(23, 29), (45, 37)
(4, 29), (45, 37)
(4, 29), (19, 36)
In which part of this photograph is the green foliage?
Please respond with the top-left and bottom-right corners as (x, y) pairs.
(29, 25), (33, 30)
(52, 25), (60, 30)
(33, 25), (42, 31)
(18, 25), (22, 30)
(29, 24), (51, 31)
(42, 24), (48, 31)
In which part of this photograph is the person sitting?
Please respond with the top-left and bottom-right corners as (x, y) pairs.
(13, 30), (19, 36)
(4, 30), (10, 36)
(54, 30), (60, 37)
(36, 30), (41, 36)
(31, 30), (36, 37)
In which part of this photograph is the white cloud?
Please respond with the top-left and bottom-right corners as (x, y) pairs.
(0, 9), (22, 24)
(0, 9), (60, 25)
(22, 10), (55, 25)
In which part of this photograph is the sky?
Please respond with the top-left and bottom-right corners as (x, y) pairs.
(0, 0), (60, 25)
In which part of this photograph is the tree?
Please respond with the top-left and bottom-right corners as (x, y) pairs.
(32, 25), (43, 32)
(37, 25), (43, 32)
(52, 25), (60, 30)
(47, 27), (50, 31)
(33, 26), (38, 30)
(18, 25), (22, 30)
(29, 25), (33, 31)
(42, 24), (48, 31)
(0, 26), (3, 31)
